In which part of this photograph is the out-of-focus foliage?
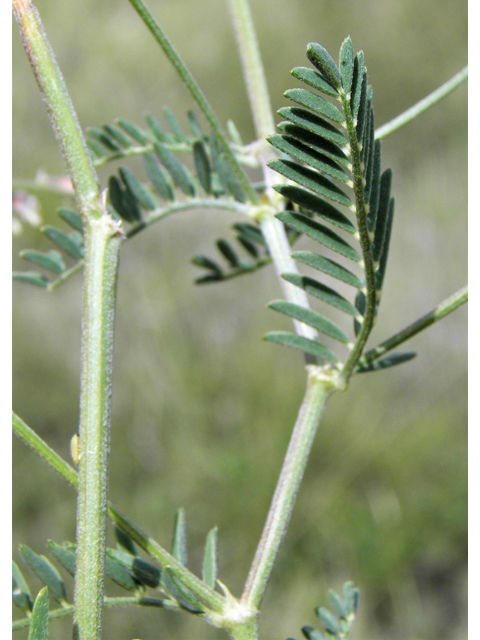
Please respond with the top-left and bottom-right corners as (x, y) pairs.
(13, 0), (466, 639)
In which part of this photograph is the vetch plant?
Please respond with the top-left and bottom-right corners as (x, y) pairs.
(12, 0), (467, 639)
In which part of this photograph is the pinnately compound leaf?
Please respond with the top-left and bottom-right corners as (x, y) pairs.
(264, 331), (338, 363)
(339, 36), (355, 94)
(276, 211), (360, 262)
(171, 508), (188, 566)
(28, 587), (49, 640)
(202, 527), (218, 589)
(355, 352), (416, 373)
(269, 300), (350, 343)
(306, 43), (342, 90)
(20, 545), (67, 603)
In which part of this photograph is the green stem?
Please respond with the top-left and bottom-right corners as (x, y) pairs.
(127, 0), (258, 204)
(13, 0), (100, 219)
(226, 0), (276, 140)
(12, 412), (226, 615)
(357, 285), (468, 366)
(241, 370), (335, 609)
(74, 217), (122, 640)
(375, 66), (468, 140)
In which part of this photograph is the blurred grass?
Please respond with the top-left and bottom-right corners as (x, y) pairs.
(13, 1), (466, 639)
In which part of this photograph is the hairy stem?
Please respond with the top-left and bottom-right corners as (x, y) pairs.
(127, 0), (258, 204)
(226, 0), (276, 140)
(13, 0), (100, 218)
(74, 216), (122, 640)
(241, 370), (335, 609)
(375, 66), (468, 140)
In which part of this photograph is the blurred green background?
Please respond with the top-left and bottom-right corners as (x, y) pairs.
(13, 1), (467, 639)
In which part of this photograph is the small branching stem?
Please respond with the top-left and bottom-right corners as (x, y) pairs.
(241, 371), (336, 609)
(375, 66), (468, 140)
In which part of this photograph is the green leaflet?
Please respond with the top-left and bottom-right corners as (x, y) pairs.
(339, 36), (355, 94)
(143, 153), (175, 201)
(87, 126), (121, 152)
(12, 272), (50, 288)
(268, 135), (349, 184)
(162, 568), (204, 613)
(202, 527), (218, 589)
(187, 110), (204, 139)
(355, 351), (416, 373)
(153, 141), (196, 196)
(46, 540), (75, 576)
(292, 251), (363, 288)
(193, 140), (212, 193)
(20, 250), (66, 274)
(316, 607), (341, 635)
(278, 107), (348, 146)
(354, 290), (366, 336)
(351, 52), (365, 118)
(284, 88), (344, 124)
(146, 113), (170, 143)
(282, 273), (360, 317)
(20, 545), (67, 603)
(291, 66), (340, 97)
(107, 549), (161, 588)
(276, 211), (360, 262)
(192, 255), (223, 276)
(327, 589), (349, 620)
(264, 331), (338, 363)
(43, 226), (84, 259)
(277, 122), (349, 166)
(120, 166), (158, 210)
(28, 587), (49, 640)
(58, 207), (83, 233)
(115, 526), (138, 556)
(367, 140), (382, 231)
(269, 160), (352, 207)
(372, 169), (393, 262)
(306, 43), (342, 90)
(343, 582), (360, 614)
(117, 118), (149, 144)
(217, 239), (240, 268)
(375, 198), (394, 294)
(171, 508), (188, 566)
(12, 561), (33, 613)
(104, 551), (141, 592)
(103, 123), (133, 148)
(274, 185), (355, 233)
(163, 107), (186, 142)
(301, 625), (325, 640)
(108, 175), (142, 222)
(269, 300), (350, 343)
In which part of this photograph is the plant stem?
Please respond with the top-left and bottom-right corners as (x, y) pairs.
(74, 216), (122, 640)
(375, 66), (468, 140)
(12, 0), (100, 218)
(241, 370), (335, 609)
(358, 285), (468, 366)
(226, 0), (276, 141)
(127, 0), (258, 204)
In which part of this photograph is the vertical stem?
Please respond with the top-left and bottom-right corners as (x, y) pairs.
(241, 371), (334, 609)
(74, 216), (122, 640)
(226, 0), (276, 140)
